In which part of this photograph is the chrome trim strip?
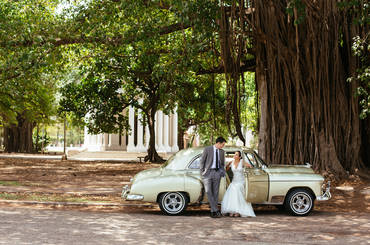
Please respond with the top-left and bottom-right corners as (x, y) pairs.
(254, 202), (284, 205)
(269, 180), (323, 182)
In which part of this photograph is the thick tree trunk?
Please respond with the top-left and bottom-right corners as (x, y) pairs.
(144, 109), (165, 163)
(253, 1), (368, 177)
(3, 115), (34, 153)
(178, 126), (184, 150)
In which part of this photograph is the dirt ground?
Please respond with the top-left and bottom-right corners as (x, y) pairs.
(0, 158), (369, 244)
(1, 206), (369, 245)
(0, 157), (369, 214)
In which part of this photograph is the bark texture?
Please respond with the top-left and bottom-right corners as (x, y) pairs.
(3, 114), (34, 153)
(252, 0), (369, 176)
(144, 105), (165, 163)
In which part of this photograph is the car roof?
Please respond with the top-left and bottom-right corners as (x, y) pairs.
(164, 146), (256, 170)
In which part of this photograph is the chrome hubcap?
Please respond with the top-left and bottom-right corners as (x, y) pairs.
(290, 192), (311, 214)
(163, 193), (184, 213)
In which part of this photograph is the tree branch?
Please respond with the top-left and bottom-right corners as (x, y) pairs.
(196, 59), (256, 75)
(1, 23), (192, 48)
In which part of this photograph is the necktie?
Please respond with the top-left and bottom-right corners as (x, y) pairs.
(215, 149), (219, 171)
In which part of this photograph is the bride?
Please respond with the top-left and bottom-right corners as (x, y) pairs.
(221, 151), (256, 217)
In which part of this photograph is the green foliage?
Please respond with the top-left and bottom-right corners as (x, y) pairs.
(178, 72), (258, 146)
(337, 0), (370, 25)
(32, 130), (51, 152)
(59, 72), (130, 134)
(1, 0), (259, 149)
(0, 73), (57, 127)
(286, 0), (306, 25)
(177, 74), (228, 145)
(0, 0), (62, 127)
(347, 35), (370, 119)
(339, 1), (370, 119)
(58, 0), (222, 138)
(240, 72), (258, 134)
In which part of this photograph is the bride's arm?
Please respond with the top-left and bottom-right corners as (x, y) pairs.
(225, 161), (232, 170)
(243, 160), (253, 168)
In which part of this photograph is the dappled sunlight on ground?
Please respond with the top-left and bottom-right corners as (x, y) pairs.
(1, 207), (369, 245)
(0, 158), (369, 244)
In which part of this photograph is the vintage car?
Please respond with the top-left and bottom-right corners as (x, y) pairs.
(122, 146), (331, 216)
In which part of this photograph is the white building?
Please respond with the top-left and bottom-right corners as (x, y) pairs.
(83, 106), (179, 153)
(235, 127), (254, 147)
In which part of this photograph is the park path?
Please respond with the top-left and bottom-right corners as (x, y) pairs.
(0, 206), (369, 245)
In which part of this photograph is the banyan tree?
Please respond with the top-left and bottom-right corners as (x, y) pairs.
(220, 0), (369, 177)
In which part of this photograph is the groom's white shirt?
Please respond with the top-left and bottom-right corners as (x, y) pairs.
(211, 145), (219, 169)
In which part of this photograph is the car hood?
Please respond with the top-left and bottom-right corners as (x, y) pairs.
(133, 167), (162, 182)
(265, 164), (315, 174)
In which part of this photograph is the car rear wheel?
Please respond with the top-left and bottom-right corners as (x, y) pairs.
(285, 189), (314, 216)
(159, 192), (188, 215)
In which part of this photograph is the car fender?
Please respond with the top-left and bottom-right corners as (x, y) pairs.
(131, 175), (185, 202)
(184, 175), (203, 203)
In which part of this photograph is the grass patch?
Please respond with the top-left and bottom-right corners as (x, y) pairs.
(0, 181), (22, 186)
(0, 193), (112, 203)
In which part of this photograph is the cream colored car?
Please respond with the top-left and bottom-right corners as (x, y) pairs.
(122, 146), (331, 216)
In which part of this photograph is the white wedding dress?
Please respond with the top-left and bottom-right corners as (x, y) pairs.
(221, 160), (256, 217)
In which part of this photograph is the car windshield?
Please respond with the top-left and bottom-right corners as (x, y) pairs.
(161, 148), (202, 169)
(254, 151), (268, 166)
(244, 150), (268, 168)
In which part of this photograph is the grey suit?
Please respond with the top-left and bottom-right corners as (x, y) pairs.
(200, 146), (225, 212)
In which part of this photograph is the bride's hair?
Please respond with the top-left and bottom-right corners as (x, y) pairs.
(236, 151), (242, 159)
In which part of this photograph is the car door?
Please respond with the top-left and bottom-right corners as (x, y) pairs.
(186, 155), (227, 202)
(244, 152), (269, 203)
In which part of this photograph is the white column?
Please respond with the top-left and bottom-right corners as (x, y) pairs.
(108, 134), (121, 150)
(145, 125), (150, 149)
(157, 110), (165, 152)
(163, 114), (171, 152)
(126, 106), (135, 152)
(136, 109), (146, 152)
(97, 134), (103, 151)
(171, 108), (179, 152)
(83, 127), (89, 149)
(97, 134), (102, 146)
(155, 111), (158, 149)
(103, 134), (109, 150)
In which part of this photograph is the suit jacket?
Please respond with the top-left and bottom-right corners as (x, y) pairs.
(200, 145), (225, 177)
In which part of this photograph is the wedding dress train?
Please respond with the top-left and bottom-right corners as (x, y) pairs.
(221, 160), (256, 217)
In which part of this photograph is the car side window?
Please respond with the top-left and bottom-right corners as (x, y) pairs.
(245, 153), (258, 168)
(188, 156), (201, 169)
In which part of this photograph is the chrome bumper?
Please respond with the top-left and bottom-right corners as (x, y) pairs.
(121, 185), (144, 201)
(121, 185), (130, 199)
(317, 181), (331, 201)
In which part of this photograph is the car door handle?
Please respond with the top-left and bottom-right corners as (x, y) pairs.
(253, 170), (261, 175)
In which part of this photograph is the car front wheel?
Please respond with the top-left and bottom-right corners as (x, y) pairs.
(159, 192), (188, 215)
(285, 189), (314, 216)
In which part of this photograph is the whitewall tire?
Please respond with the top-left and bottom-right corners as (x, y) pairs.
(159, 192), (188, 215)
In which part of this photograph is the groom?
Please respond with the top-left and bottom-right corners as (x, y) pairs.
(200, 136), (227, 218)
